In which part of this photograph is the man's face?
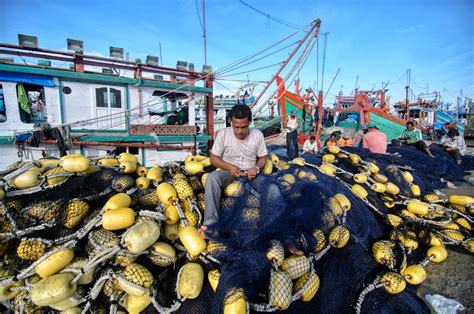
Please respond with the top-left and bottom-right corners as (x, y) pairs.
(407, 124), (414, 131)
(231, 117), (250, 140)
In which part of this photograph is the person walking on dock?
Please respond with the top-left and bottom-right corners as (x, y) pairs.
(284, 109), (301, 159)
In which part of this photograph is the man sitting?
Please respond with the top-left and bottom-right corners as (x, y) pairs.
(303, 136), (318, 154)
(440, 128), (466, 165)
(324, 131), (340, 147)
(363, 123), (387, 154)
(399, 121), (435, 157)
(199, 105), (268, 238)
(338, 132), (353, 147)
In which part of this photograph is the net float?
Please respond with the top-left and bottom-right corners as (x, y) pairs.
(102, 207), (135, 230)
(178, 262), (204, 299)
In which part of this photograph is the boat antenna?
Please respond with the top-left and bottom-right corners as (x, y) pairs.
(203, 0), (207, 65)
(195, 0), (207, 65)
(159, 42), (163, 66)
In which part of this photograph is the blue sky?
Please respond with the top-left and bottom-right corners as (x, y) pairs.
(0, 0), (472, 107)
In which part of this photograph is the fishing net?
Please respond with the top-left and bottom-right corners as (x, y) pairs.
(0, 147), (472, 313)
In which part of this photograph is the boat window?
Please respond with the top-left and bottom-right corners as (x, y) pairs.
(95, 87), (122, 108)
(96, 87), (108, 108)
(0, 84), (6, 122)
(110, 88), (121, 108)
(16, 83), (47, 123)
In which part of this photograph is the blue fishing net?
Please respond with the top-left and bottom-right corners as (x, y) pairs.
(175, 143), (473, 313)
(200, 163), (424, 313)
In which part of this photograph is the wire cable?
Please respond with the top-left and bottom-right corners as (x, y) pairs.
(214, 41), (298, 78)
(213, 30), (300, 76)
(214, 80), (237, 94)
(195, 0), (205, 34)
(217, 62), (283, 78)
(239, 0), (306, 30)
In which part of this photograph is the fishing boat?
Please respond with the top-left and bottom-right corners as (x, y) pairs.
(0, 38), (216, 169)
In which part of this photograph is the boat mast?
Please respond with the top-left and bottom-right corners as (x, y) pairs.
(203, 0), (207, 65)
(405, 69), (411, 120)
(249, 19), (321, 109)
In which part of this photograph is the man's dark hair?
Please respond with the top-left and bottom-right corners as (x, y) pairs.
(447, 128), (459, 138)
(230, 105), (252, 122)
(406, 121), (414, 127)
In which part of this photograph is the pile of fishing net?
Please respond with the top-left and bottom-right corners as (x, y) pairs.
(0, 150), (472, 313)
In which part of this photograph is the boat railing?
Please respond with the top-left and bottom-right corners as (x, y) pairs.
(130, 124), (197, 136)
(0, 43), (203, 83)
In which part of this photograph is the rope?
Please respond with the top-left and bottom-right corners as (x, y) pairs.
(5, 177), (47, 197)
(71, 248), (120, 285)
(150, 293), (184, 313)
(291, 263), (316, 302)
(355, 279), (386, 314)
(0, 224), (48, 240)
(88, 270), (114, 300)
(397, 241), (407, 272)
(1, 160), (38, 183)
(139, 210), (167, 221)
(190, 198), (203, 226)
(10, 240), (76, 283)
(418, 256), (433, 268)
(449, 208), (473, 223)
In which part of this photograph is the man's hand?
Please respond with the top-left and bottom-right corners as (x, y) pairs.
(245, 167), (258, 180)
(228, 164), (242, 177)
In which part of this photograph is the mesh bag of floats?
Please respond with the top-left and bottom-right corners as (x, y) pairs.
(0, 148), (473, 314)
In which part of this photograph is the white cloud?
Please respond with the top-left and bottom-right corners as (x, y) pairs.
(393, 24), (424, 34)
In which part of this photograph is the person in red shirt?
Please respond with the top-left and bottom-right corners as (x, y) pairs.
(363, 123), (387, 154)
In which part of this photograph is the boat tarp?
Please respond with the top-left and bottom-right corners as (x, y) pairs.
(435, 110), (465, 132)
(0, 71), (55, 87)
(369, 112), (406, 141)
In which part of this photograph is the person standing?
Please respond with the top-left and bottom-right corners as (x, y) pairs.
(284, 109), (301, 159)
(199, 105), (268, 238)
(363, 123), (388, 154)
(312, 102), (320, 132)
(326, 109), (335, 127)
(399, 121), (435, 157)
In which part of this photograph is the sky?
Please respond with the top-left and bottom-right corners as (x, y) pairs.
(0, 0), (473, 108)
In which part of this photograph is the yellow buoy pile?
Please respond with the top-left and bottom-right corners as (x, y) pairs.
(0, 148), (472, 314)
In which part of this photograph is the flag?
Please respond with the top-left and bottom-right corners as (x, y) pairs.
(17, 84), (30, 114)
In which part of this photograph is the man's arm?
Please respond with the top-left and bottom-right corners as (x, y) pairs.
(210, 153), (241, 177)
(399, 129), (410, 140)
(245, 155), (267, 180)
(362, 134), (368, 148)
